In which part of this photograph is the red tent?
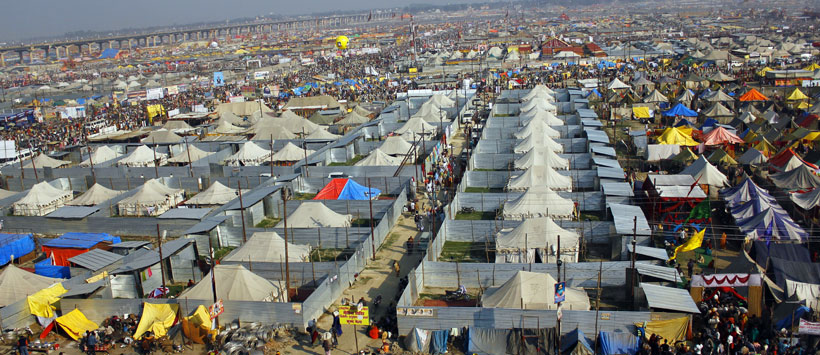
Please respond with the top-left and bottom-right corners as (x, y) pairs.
(738, 88), (769, 102)
(702, 127), (744, 146)
(769, 148), (818, 169)
(314, 178), (348, 200)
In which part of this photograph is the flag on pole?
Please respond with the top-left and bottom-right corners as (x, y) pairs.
(368, 11), (372, 21)
(669, 228), (705, 260)
(682, 200), (711, 225)
(686, 175), (701, 197)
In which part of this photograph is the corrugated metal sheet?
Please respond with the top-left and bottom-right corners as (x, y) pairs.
(602, 182), (634, 197)
(655, 185), (707, 199)
(224, 185), (281, 210)
(576, 109), (598, 119)
(585, 130), (610, 144)
(647, 174), (696, 186)
(110, 241), (151, 249)
(46, 206), (100, 219)
(590, 145), (616, 157)
(627, 244), (669, 261)
(158, 208), (212, 220)
(581, 120), (604, 127)
(593, 157), (622, 169)
(598, 167), (625, 180)
(635, 263), (683, 282)
(607, 203), (652, 236)
(68, 249), (123, 271)
(62, 280), (106, 298)
(185, 216), (228, 234)
(640, 283), (700, 313)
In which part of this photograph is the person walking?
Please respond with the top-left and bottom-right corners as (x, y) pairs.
(86, 331), (97, 355)
(17, 336), (28, 355)
(322, 334), (333, 355)
(687, 259), (695, 278)
(393, 260), (400, 277)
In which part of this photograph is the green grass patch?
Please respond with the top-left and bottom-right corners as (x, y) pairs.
(464, 187), (505, 193)
(455, 211), (496, 220)
(167, 284), (185, 297)
(213, 247), (235, 261)
(255, 217), (281, 228)
(311, 248), (346, 262)
(579, 212), (601, 221)
(328, 155), (366, 166)
(351, 218), (374, 228)
(472, 168), (498, 172)
(293, 193), (317, 200)
(440, 241), (489, 262)
(418, 293), (437, 300)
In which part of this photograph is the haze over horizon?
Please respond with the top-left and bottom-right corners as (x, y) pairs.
(0, 0), (481, 43)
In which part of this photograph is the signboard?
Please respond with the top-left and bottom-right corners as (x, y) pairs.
(799, 319), (820, 335)
(339, 305), (369, 326)
(0, 140), (16, 160)
(209, 299), (224, 320)
(213, 72), (225, 87)
(555, 282), (566, 303)
(802, 79), (820, 88)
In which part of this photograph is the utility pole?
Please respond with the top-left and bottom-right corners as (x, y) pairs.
(156, 224), (166, 288)
(237, 179), (247, 243)
(152, 138), (159, 178)
(207, 229), (219, 325)
(184, 138), (194, 178)
(282, 188), (291, 302)
(87, 146), (96, 184)
(367, 178), (376, 260)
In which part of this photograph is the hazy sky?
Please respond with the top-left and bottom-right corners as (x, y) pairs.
(0, 0), (436, 42)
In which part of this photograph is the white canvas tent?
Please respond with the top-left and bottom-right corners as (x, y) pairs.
(223, 142), (272, 166)
(117, 145), (167, 167)
(355, 148), (404, 166)
(276, 202), (352, 228)
(141, 129), (183, 144)
(514, 147), (569, 170)
(395, 117), (437, 136)
(412, 102), (449, 123)
(521, 110), (563, 126)
(185, 181), (241, 206)
(179, 264), (285, 302)
(250, 124), (297, 140)
(67, 183), (124, 206)
(680, 156), (729, 188)
(379, 136), (416, 156)
(167, 145), (215, 164)
(117, 179), (184, 216)
(223, 232), (311, 263)
(514, 133), (564, 153)
(271, 142), (314, 163)
(507, 165), (572, 191)
(607, 78), (631, 90)
(23, 154), (70, 169)
(0, 265), (62, 307)
(521, 100), (557, 114)
(514, 120), (561, 139)
(305, 128), (341, 140)
(503, 186), (575, 220)
(495, 217), (580, 263)
(80, 146), (121, 167)
(214, 119), (247, 135)
(13, 181), (73, 216)
(482, 271), (590, 310)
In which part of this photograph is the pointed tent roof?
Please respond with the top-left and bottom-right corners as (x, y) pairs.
(167, 145), (215, 164)
(305, 128), (341, 140)
(514, 119), (561, 139)
(721, 177), (776, 207)
(781, 155), (811, 172)
(482, 271), (590, 310)
(791, 188), (820, 210)
(13, 181), (72, 209)
(0, 265), (61, 307)
(276, 202), (352, 228)
(702, 126), (744, 146)
(786, 88), (809, 101)
(521, 99), (557, 113)
(643, 89), (669, 103)
(68, 183), (124, 206)
(507, 165), (572, 191)
(274, 110), (322, 134)
(395, 116), (437, 136)
(355, 148), (403, 166)
(214, 119), (247, 135)
(704, 90), (735, 102)
(271, 142), (314, 162)
(496, 217), (579, 251)
(607, 78), (631, 90)
(427, 93), (456, 108)
(737, 208), (807, 241)
(708, 71), (736, 82)
(738, 111), (757, 124)
(141, 129), (183, 144)
(185, 181), (241, 206)
(737, 148), (767, 165)
(739, 88), (769, 102)
(117, 145), (167, 167)
(379, 136), (415, 156)
(413, 101), (449, 122)
(708, 148), (738, 166)
(631, 76), (654, 87)
(514, 146), (569, 170)
(769, 164), (820, 191)
(219, 111), (246, 126)
(80, 146), (121, 167)
(222, 142), (272, 166)
(676, 89), (695, 103)
(672, 147), (699, 164)
(337, 111), (371, 125)
(179, 264), (284, 302)
(118, 179), (183, 206)
(250, 124), (297, 140)
(657, 127), (698, 145)
(161, 120), (194, 134)
(223, 232), (310, 263)
(514, 133), (564, 153)
(680, 156), (729, 187)
(23, 153), (70, 169)
(702, 102), (734, 117)
(503, 185), (575, 219)
(521, 110), (563, 126)
(662, 103), (698, 117)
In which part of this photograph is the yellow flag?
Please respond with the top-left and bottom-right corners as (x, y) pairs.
(669, 228), (705, 260)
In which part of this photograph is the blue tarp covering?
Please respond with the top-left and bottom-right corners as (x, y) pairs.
(34, 258), (70, 279)
(562, 328), (593, 353)
(42, 232), (121, 249)
(0, 233), (35, 265)
(598, 331), (639, 355)
(774, 304), (810, 330)
(701, 118), (719, 129)
(752, 240), (811, 267)
(338, 180), (381, 200)
(431, 330), (449, 354)
(98, 49), (119, 59)
(663, 103), (698, 117)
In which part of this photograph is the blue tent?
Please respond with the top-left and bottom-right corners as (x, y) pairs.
(598, 331), (639, 355)
(34, 258), (70, 279)
(98, 49), (119, 59)
(774, 304), (810, 331)
(42, 232), (121, 249)
(314, 178), (381, 200)
(701, 118), (719, 129)
(586, 89), (602, 98)
(0, 233), (35, 265)
(663, 103), (698, 117)
(562, 328), (593, 354)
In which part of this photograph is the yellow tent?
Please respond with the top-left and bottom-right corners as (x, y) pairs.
(803, 63), (820, 71)
(753, 138), (776, 156)
(787, 88), (809, 101)
(658, 127), (698, 146)
(803, 132), (820, 142)
(756, 67), (773, 76)
(134, 303), (179, 339)
(637, 317), (690, 342)
(632, 106), (652, 119)
(797, 102), (812, 110)
(743, 131), (758, 143)
(181, 305), (212, 344)
(56, 309), (99, 340)
(27, 284), (67, 318)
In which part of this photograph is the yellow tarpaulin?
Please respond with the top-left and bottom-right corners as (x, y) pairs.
(85, 271), (107, 284)
(27, 284), (67, 318)
(146, 104), (166, 119)
(803, 63), (820, 71)
(56, 309), (99, 340)
(632, 106), (652, 119)
(787, 88), (809, 101)
(181, 305), (211, 344)
(637, 316), (689, 342)
(134, 303), (179, 339)
(670, 228), (705, 260)
(658, 127), (698, 146)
